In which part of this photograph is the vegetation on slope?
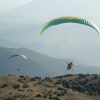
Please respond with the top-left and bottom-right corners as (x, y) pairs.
(0, 74), (100, 100)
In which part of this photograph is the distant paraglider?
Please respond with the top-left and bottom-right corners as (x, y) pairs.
(8, 54), (27, 71)
(66, 61), (73, 70)
(38, 16), (100, 36)
(66, 61), (77, 71)
(9, 54), (27, 60)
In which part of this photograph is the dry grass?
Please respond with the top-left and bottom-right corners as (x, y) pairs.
(0, 74), (100, 100)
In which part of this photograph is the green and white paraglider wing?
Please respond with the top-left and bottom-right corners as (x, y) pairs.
(38, 16), (100, 36)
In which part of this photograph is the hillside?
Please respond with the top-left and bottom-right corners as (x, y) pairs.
(0, 74), (100, 100)
(0, 47), (66, 77)
(0, 47), (100, 78)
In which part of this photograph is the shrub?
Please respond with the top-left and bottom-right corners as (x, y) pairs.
(49, 96), (52, 99)
(29, 78), (35, 81)
(1, 84), (8, 88)
(77, 85), (86, 92)
(72, 85), (78, 90)
(18, 79), (24, 83)
(44, 77), (52, 82)
(64, 90), (67, 94)
(53, 91), (57, 94)
(89, 90), (94, 95)
(30, 90), (34, 92)
(87, 73), (90, 76)
(94, 93), (97, 96)
(53, 96), (60, 100)
(23, 78), (26, 80)
(94, 74), (98, 79)
(19, 75), (25, 78)
(37, 81), (42, 84)
(35, 76), (42, 80)
(26, 76), (29, 78)
(92, 86), (98, 93)
(9, 92), (12, 95)
(35, 94), (41, 97)
(22, 84), (28, 88)
(83, 79), (89, 84)
(64, 74), (73, 77)
(56, 79), (62, 85)
(13, 83), (22, 89)
(67, 84), (72, 89)
(56, 93), (61, 96)
(60, 92), (64, 96)
(8, 74), (12, 76)
(18, 89), (24, 91)
(57, 87), (65, 90)
(79, 74), (86, 78)
(72, 81), (76, 85)
(89, 83), (94, 86)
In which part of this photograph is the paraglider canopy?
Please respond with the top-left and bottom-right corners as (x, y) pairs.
(9, 54), (27, 60)
(38, 16), (100, 36)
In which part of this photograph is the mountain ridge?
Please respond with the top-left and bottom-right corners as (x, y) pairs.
(0, 47), (100, 78)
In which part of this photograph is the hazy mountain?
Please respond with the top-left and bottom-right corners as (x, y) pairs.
(0, 25), (39, 43)
(0, 47), (100, 78)
(0, 47), (67, 77)
(0, 36), (25, 48)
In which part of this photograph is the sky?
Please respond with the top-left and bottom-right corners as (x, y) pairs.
(0, 0), (34, 14)
(0, 0), (100, 67)
(0, 0), (100, 24)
